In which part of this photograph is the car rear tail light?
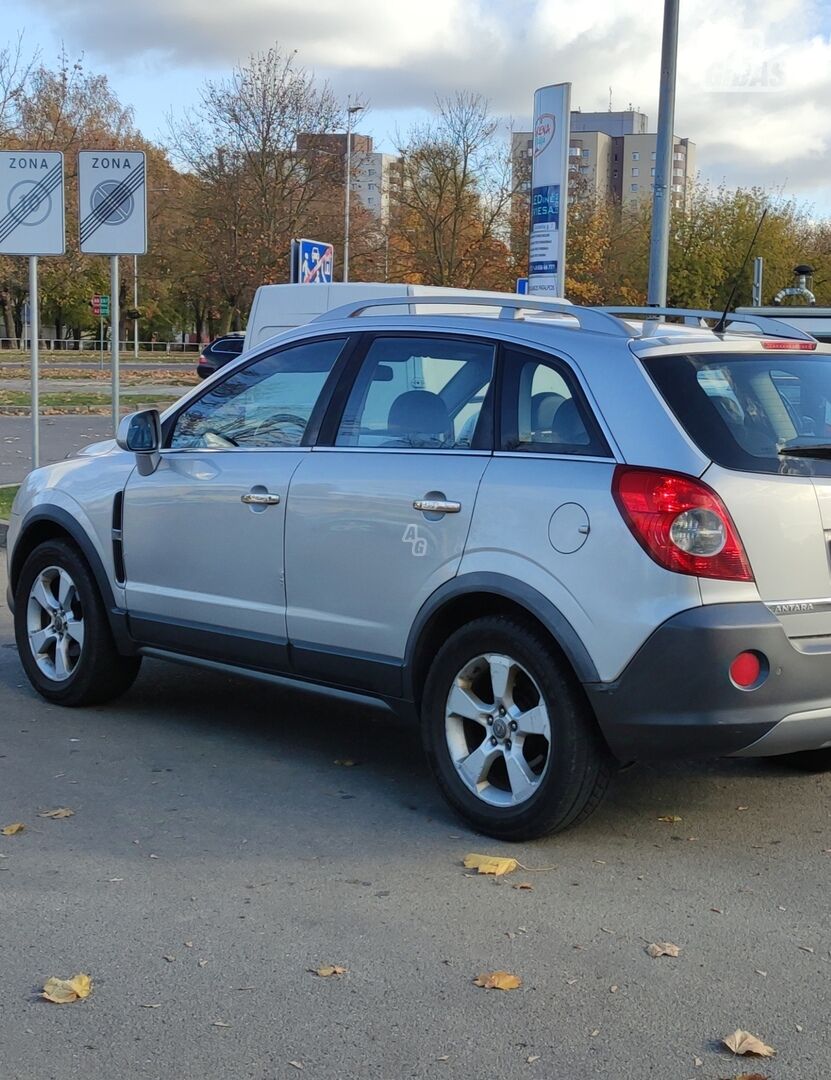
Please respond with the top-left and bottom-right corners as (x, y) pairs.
(760, 340), (816, 350)
(612, 466), (754, 581)
(729, 650), (767, 690)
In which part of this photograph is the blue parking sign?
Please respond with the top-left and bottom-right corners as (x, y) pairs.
(293, 238), (334, 284)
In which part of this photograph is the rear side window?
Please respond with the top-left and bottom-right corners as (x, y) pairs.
(500, 346), (611, 457)
(642, 351), (831, 477)
(210, 337), (245, 355)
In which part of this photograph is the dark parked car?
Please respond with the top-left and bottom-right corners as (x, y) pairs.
(196, 333), (246, 379)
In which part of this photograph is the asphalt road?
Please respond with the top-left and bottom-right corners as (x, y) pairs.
(1, 416), (115, 484)
(1, 560), (830, 1079)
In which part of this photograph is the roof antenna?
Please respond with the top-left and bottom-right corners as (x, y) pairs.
(713, 208), (768, 334)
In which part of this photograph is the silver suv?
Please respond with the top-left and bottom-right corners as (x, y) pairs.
(7, 296), (831, 840)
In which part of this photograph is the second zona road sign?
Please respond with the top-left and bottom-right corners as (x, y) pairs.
(78, 150), (147, 255)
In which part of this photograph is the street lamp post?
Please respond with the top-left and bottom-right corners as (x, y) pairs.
(647, 0), (680, 307)
(343, 103), (364, 283)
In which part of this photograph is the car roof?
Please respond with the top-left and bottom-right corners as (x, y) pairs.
(247, 294), (825, 360)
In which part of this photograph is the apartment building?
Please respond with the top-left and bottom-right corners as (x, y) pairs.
(295, 132), (400, 224)
(618, 132), (696, 209)
(511, 110), (696, 209)
(353, 151), (400, 223)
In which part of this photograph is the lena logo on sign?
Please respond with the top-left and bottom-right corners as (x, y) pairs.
(533, 114), (556, 157)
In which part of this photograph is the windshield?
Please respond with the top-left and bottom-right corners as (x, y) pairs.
(642, 351), (831, 477)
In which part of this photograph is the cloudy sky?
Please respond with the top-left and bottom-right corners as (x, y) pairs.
(8, 0), (831, 210)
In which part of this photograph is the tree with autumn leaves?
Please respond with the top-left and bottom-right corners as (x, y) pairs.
(386, 93), (515, 290)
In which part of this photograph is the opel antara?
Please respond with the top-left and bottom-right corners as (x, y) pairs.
(7, 295), (831, 840)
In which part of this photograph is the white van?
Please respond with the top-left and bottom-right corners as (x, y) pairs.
(243, 283), (544, 353)
(735, 306), (831, 344)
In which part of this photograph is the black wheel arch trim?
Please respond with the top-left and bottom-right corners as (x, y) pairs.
(10, 506), (135, 654)
(403, 571), (599, 699)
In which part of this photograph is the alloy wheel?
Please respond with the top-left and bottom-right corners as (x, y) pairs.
(444, 652), (552, 807)
(26, 566), (85, 682)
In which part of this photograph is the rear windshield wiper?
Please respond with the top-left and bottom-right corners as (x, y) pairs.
(778, 439), (831, 459)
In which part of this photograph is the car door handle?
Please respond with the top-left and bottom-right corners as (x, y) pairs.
(413, 498), (461, 514)
(241, 492), (280, 506)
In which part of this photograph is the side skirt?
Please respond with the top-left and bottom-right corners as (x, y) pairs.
(137, 646), (408, 718)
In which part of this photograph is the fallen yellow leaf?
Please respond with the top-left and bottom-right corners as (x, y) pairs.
(1, 823), (25, 836)
(657, 815), (682, 823)
(733, 1074), (770, 1080)
(313, 965), (347, 977)
(464, 853), (519, 876)
(42, 973), (92, 1004)
(722, 1030), (776, 1057)
(473, 971), (522, 990)
(38, 808), (74, 819)
(513, 882), (534, 891)
(646, 942), (681, 958)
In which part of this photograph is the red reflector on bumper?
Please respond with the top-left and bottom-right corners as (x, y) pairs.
(730, 651), (763, 689)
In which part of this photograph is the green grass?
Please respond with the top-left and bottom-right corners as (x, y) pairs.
(0, 485), (19, 519)
(0, 390), (181, 409)
(0, 365), (197, 384)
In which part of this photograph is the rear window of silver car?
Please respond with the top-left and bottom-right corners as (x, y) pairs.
(642, 351), (831, 477)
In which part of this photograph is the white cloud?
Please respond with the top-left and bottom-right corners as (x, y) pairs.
(19, 0), (831, 201)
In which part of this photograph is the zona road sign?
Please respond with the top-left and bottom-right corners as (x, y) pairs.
(0, 151), (66, 256)
(78, 151), (147, 255)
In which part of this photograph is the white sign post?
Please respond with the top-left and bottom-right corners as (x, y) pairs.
(528, 83), (571, 298)
(78, 151), (147, 434)
(0, 151), (66, 470)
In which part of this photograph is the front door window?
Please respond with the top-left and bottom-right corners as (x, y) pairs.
(170, 337), (348, 450)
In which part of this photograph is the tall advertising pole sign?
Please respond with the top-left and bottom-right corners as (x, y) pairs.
(528, 83), (571, 298)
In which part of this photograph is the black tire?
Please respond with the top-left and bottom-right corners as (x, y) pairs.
(421, 615), (613, 841)
(13, 539), (141, 706)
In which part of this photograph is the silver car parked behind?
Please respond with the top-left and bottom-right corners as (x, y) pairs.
(7, 295), (831, 840)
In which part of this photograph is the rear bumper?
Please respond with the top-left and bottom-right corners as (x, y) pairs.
(586, 602), (831, 760)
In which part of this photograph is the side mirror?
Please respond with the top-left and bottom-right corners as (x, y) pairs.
(117, 409), (162, 476)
